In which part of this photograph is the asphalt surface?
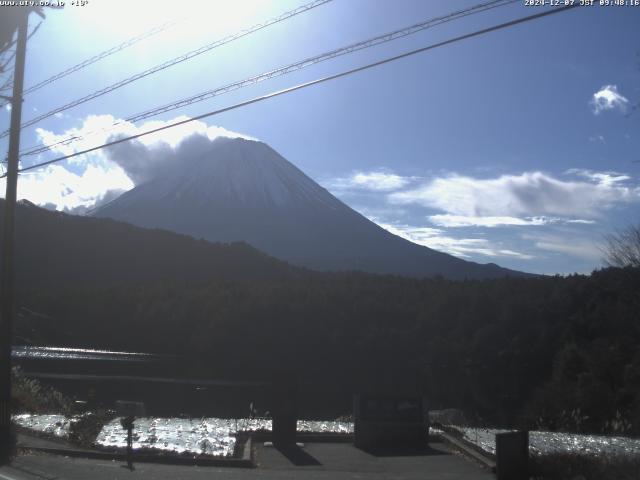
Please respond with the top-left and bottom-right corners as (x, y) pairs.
(0, 440), (494, 479)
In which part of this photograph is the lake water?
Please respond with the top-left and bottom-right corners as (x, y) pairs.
(14, 414), (640, 458)
(13, 413), (71, 438)
(12, 346), (160, 362)
(450, 425), (640, 458)
(97, 417), (352, 456)
(14, 414), (353, 457)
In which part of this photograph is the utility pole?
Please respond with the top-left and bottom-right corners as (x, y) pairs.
(0, 8), (29, 464)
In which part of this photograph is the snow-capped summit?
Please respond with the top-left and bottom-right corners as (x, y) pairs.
(93, 138), (524, 279)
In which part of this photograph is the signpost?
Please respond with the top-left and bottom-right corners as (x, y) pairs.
(115, 400), (146, 470)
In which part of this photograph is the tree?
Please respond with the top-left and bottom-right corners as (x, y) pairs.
(603, 224), (640, 268)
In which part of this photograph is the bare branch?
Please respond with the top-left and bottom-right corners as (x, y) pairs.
(602, 224), (640, 268)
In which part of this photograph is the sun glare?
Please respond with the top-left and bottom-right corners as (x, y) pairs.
(72, 0), (277, 44)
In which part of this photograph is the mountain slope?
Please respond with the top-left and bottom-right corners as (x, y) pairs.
(94, 137), (527, 280)
(2, 198), (298, 290)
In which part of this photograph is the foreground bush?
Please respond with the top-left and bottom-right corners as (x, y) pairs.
(68, 411), (115, 448)
(11, 367), (70, 414)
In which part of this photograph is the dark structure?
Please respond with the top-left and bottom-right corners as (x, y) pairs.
(271, 377), (298, 446)
(496, 430), (529, 480)
(353, 395), (428, 450)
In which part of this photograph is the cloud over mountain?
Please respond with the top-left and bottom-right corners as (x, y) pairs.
(13, 115), (253, 212)
(101, 118), (256, 185)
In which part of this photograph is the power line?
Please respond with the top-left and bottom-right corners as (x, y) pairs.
(0, 19), (180, 109)
(4, 3), (579, 179)
(19, 0), (517, 158)
(126, 0), (517, 124)
(0, 0), (333, 139)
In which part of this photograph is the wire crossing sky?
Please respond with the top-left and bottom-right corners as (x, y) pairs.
(8, 4), (577, 176)
(0, 0), (333, 139)
(0, 18), (180, 109)
(18, 0), (517, 158)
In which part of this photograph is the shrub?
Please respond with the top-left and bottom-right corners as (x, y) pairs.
(10, 367), (71, 414)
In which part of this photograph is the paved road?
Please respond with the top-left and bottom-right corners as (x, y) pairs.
(0, 441), (494, 479)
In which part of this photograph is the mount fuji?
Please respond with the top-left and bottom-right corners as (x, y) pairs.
(93, 137), (525, 280)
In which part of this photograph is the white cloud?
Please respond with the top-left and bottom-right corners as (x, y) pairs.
(567, 168), (631, 187)
(328, 171), (413, 192)
(373, 219), (534, 260)
(375, 218), (599, 263)
(535, 241), (600, 260)
(566, 219), (596, 225)
(591, 85), (629, 114)
(389, 171), (638, 221)
(12, 115), (255, 211)
(521, 233), (601, 261)
(35, 114), (254, 164)
(428, 214), (549, 228)
(1, 163), (133, 213)
(428, 214), (597, 228)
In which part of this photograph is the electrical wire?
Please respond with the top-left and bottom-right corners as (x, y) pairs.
(21, 20), (178, 99)
(0, 17), (176, 106)
(19, 0), (517, 158)
(0, 0), (333, 138)
(3, 3), (579, 179)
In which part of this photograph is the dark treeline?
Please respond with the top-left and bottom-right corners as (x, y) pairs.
(5, 199), (301, 290)
(15, 267), (640, 435)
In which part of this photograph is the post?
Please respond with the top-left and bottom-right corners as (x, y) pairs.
(271, 375), (297, 446)
(115, 401), (145, 470)
(0, 9), (29, 464)
(120, 416), (135, 470)
(127, 428), (133, 470)
(126, 419), (133, 470)
(496, 430), (529, 480)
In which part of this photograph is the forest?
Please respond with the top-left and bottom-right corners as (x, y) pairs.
(14, 266), (640, 435)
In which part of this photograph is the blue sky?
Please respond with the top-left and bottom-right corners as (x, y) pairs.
(1, 0), (639, 275)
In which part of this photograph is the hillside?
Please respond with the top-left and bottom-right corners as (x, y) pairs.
(2, 198), (299, 290)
